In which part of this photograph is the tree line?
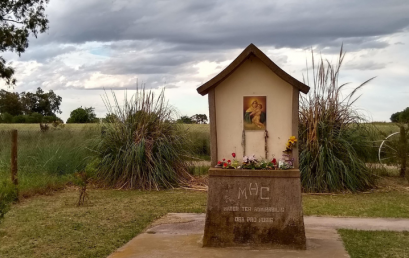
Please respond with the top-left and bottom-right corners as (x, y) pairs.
(176, 114), (208, 124)
(0, 88), (62, 123)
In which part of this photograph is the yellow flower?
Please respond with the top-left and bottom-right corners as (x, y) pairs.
(286, 142), (291, 148)
(289, 136), (297, 143)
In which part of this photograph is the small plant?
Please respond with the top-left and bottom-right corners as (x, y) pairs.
(73, 160), (98, 206)
(39, 122), (49, 132)
(216, 153), (278, 170)
(0, 181), (18, 223)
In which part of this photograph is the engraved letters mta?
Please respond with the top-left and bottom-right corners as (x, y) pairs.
(238, 183), (270, 200)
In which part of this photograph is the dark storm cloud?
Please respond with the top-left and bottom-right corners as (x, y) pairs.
(40, 0), (409, 49)
(18, 45), (77, 62)
(6, 0), (409, 95)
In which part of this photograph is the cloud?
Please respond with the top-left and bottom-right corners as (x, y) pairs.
(344, 60), (388, 70)
(2, 0), (409, 122)
(33, 0), (409, 49)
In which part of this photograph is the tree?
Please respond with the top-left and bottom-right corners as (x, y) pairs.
(0, 90), (22, 115)
(1, 0), (50, 86)
(390, 107), (409, 179)
(390, 112), (402, 123)
(191, 114), (208, 124)
(390, 107), (409, 124)
(67, 107), (97, 123)
(176, 115), (193, 124)
(20, 88), (62, 116)
(399, 107), (409, 124)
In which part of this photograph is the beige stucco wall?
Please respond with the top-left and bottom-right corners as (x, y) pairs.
(214, 56), (294, 163)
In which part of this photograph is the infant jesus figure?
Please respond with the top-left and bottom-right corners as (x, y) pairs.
(250, 104), (264, 128)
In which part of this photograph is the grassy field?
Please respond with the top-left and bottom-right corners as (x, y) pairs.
(0, 125), (100, 197)
(1, 187), (409, 257)
(0, 123), (210, 197)
(0, 121), (403, 195)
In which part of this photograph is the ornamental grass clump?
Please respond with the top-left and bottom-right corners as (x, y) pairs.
(299, 46), (376, 193)
(95, 88), (191, 190)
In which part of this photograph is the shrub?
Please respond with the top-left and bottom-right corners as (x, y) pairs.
(94, 89), (192, 190)
(11, 115), (26, 123)
(1, 112), (13, 123)
(66, 107), (97, 123)
(299, 47), (375, 192)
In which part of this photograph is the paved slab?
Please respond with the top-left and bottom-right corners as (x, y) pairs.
(108, 213), (350, 258)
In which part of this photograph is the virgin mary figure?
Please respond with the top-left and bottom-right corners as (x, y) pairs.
(243, 99), (266, 129)
(244, 100), (258, 123)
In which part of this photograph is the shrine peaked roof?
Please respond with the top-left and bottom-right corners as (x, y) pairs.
(196, 43), (310, 96)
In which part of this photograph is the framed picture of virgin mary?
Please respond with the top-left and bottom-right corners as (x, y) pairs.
(243, 96), (266, 130)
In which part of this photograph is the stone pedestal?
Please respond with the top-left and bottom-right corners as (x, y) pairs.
(203, 168), (306, 249)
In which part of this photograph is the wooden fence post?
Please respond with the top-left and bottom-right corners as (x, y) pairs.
(11, 129), (19, 201)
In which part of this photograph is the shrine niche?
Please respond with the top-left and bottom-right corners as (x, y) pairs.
(197, 43), (310, 249)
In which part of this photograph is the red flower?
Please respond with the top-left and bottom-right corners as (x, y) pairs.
(228, 160), (231, 163)
(272, 158), (277, 165)
(232, 153), (236, 158)
(223, 158), (225, 161)
(217, 161), (221, 165)
(223, 163), (227, 167)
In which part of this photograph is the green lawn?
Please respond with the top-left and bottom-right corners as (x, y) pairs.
(339, 229), (409, 258)
(0, 189), (207, 258)
(1, 188), (409, 258)
(302, 191), (409, 218)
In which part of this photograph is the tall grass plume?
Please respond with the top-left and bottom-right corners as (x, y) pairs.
(95, 88), (192, 190)
(299, 46), (376, 192)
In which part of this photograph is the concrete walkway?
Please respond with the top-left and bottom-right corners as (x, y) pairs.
(108, 213), (409, 258)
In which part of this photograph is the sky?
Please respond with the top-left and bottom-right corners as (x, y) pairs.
(1, 0), (409, 122)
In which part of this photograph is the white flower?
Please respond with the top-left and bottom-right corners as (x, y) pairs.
(243, 156), (249, 163)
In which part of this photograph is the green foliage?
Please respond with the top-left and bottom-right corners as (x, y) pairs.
(0, 180), (17, 223)
(0, 128), (98, 197)
(0, 90), (22, 115)
(390, 111), (401, 123)
(400, 107), (409, 124)
(103, 113), (119, 123)
(299, 46), (375, 192)
(191, 114), (208, 124)
(0, 112), (12, 123)
(390, 107), (409, 124)
(95, 89), (192, 190)
(0, 113), (61, 124)
(0, 0), (49, 85)
(0, 88), (62, 122)
(20, 88), (62, 116)
(185, 126), (210, 159)
(176, 115), (193, 124)
(66, 107), (97, 123)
